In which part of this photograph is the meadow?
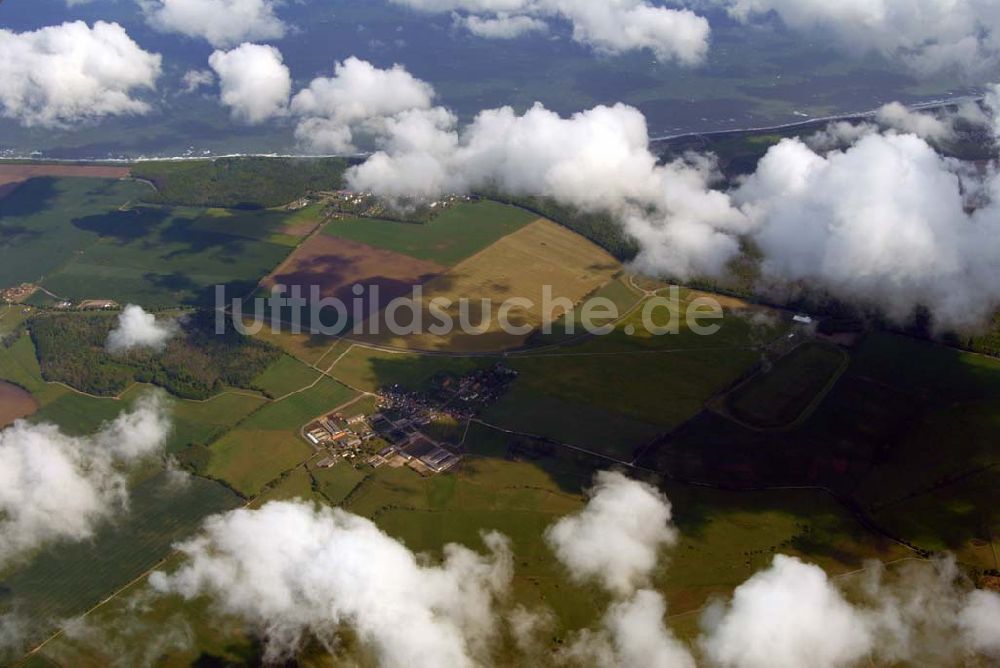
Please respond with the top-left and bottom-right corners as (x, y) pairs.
(725, 341), (848, 428)
(322, 200), (539, 266)
(0, 178), (150, 287)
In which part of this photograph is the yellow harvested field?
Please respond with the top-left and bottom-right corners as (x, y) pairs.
(366, 219), (620, 352)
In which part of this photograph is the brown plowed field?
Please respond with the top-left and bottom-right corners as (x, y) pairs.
(262, 235), (445, 323)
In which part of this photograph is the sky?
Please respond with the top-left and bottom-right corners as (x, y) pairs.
(0, 0), (989, 158)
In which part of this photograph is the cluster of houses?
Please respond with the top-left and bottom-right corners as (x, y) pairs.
(301, 364), (518, 476)
(304, 412), (373, 467)
(1, 283), (36, 304)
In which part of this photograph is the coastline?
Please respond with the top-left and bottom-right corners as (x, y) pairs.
(0, 94), (985, 164)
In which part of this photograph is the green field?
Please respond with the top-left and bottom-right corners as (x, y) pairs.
(726, 341), (847, 428)
(0, 176), (324, 308)
(329, 345), (494, 393)
(204, 376), (358, 496)
(41, 204), (292, 308)
(0, 472), (242, 660)
(485, 299), (765, 455)
(0, 178), (149, 287)
(322, 200), (539, 266)
(640, 332), (1000, 562)
(250, 353), (322, 398)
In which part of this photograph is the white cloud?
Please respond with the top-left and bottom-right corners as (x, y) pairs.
(0, 21), (161, 128)
(392, 0), (711, 63)
(106, 304), (180, 353)
(145, 472), (1000, 665)
(544, 471), (678, 596)
(325, 56), (1000, 329)
(874, 102), (955, 142)
(560, 590), (695, 668)
(456, 13), (548, 39)
(719, 0), (1000, 75)
(347, 98), (748, 277)
(209, 43), (291, 124)
(149, 501), (513, 665)
(180, 68), (215, 94)
(734, 132), (1000, 330)
(0, 394), (171, 568)
(699, 555), (874, 668)
(701, 555), (1000, 667)
(141, 0), (286, 49)
(291, 57), (437, 153)
(959, 589), (1000, 657)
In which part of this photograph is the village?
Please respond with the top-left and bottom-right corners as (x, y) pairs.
(301, 362), (518, 476)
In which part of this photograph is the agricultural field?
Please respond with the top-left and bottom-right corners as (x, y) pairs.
(0, 471), (242, 660)
(639, 332), (1000, 560)
(203, 376), (358, 497)
(367, 219), (621, 352)
(40, 204), (293, 308)
(250, 353), (322, 398)
(322, 199), (539, 266)
(724, 341), (848, 428)
(261, 233), (445, 327)
(328, 344), (493, 393)
(0, 162), (130, 200)
(0, 178), (150, 287)
(0, 176), (322, 309)
(482, 292), (771, 457)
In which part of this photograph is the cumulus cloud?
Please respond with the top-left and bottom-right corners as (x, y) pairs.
(700, 555), (874, 668)
(141, 0), (286, 48)
(334, 55), (1000, 330)
(291, 57), (437, 153)
(701, 555), (1000, 667)
(347, 98), (748, 277)
(392, 0), (711, 63)
(560, 589), (695, 668)
(734, 132), (1000, 329)
(874, 102), (956, 142)
(456, 13), (548, 39)
(0, 394), (171, 568)
(149, 501), (513, 665)
(0, 21), (161, 128)
(718, 0), (1000, 75)
(146, 471), (1000, 665)
(544, 471), (678, 596)
(106, 304), (180, 353)
(208, 43), (291, 124)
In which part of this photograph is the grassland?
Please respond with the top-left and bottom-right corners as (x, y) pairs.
(329, 345), (493, 393)
(725, 341), (848, 428)
(250, 354), (322, 398)
(0, 178), (150, 287)
(481, 293), (769, 457)
(367, 219), (621, 352)
(322, 200), (539, 266)
(41, 204), (293, 307)
(0, 176), (333, 308)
